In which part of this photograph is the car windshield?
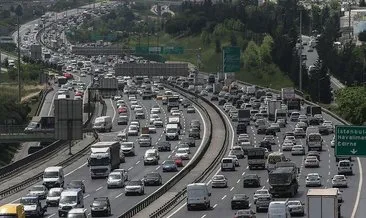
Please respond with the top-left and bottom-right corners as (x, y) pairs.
(176, 150), (186, 154)
(256, 190), (268, 195)
(48, 190), (61, 197)
(288, 201), (301, 206)
(167, 129), (177, 133)
(31, 186), (44, 191)
(92, 200), (106, 207)
(109, 174), (121, 180)
(187, 189), (205, 198)
(44, 171), (59, 178)
(334, 175), (344, 180)
(308, 175), (319, 179)
(121, 143), (133, 148)
(165, 160), (175, 165)
(146, 173), (159, 179)
(60, 195), (77, 204)
(340, 162), (350, 167)
(69, 181), (82, 187)
(20, 198), (38, 205)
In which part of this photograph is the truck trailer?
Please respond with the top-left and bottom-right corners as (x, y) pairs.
(267, 100), (281, 121)
(307, 188), (340, 218)
(89, 141), (120, 179)
(269, 165), (299, 197)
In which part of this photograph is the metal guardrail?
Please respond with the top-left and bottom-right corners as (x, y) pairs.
(34, 87), (53, 116)
(117, 83), (215, 218)
(148, 83), (230, 218)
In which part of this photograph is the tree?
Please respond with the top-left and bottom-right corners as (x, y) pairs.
(358, 31), (366, 42)
(230, 33), (237, 46)
(360, 0), (366, 6)
(243, 41), (261, 69)
(335, 87), (366, 124)
(215, 39), (222, 53)
(259, 35), (273, 64)
(200, 30), (211, 45)
(307, 59), (332, 103)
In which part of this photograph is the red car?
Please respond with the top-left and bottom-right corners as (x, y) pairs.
(63, 72), (73, 79)
(75, 91), (83, 97)
(118, 107), (127, 114)
(173, 156), (183, 167)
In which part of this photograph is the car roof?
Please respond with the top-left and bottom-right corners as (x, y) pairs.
(45, 166), (63, 171)
(69, 208), (87, 214)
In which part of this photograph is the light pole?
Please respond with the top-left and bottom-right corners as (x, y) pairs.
(318, 76), (327, 102)
(299, 7), (303, 92)
(15, 5), (23, 103)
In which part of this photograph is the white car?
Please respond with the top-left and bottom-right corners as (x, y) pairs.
(227, 154), (240, 166)
(305, 173), (322, 187)
(151, 108), (160, 114)
(282, 141), (294, 151)
(322, 121), (334, 133)
(175, 148), (189, 160)
(230, 146), (245, 159)
(253, 189), (271, 204)
(148, 125), (157, 134)
(331, 136), (335, 148)
(153, 118), (164, 128)
(304, 156), (320, 168)
(291, 145), (305, 155)
(211, 175), (228, 188)
(149, 114), (160, 124)
(127, 125), (139, 136)
(332, 175), (348, 188)
(125, 180), (144, 196)
(284, 135), (296, 144)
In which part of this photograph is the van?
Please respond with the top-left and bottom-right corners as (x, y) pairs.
(338, 160), (353, 175)
(165, 124), (180, 141)
(93, 116), (112, 132)
(144, 149), (160, 165)
(268, 201), (291, 218)
(187, 183), (211, 210)
(43, 166), (64, 188)
(67, 208), (88, 218)
(58, 189), (84, 217)
(221, 157), (235, 171)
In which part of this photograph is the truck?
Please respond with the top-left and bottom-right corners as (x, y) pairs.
(268, 165), (299, 197)
(306, 106), (322, 116)
(267, 100), (281, 121)
(307, 188), (340, 218)
(0, 204), (25, 218)
(275, 108), (287, 122)
(238, 109), (250, 125)
(142, 89), (153, 100)
(213, 83), (223, 94)
(208, 74), (215, 83)
(165, 123), (180, 141)
(229, 82), (238, 95)
(24, 116), (55, 133)
(89, 141), (120, 179)
(168, 116), (181, 128)
(167, 95), (180, 112)
(306, 133), (323, 151)
(281, 87), (296, 103)
(20, 196), (47, 217)
(287, 98), (301, 115)
(56, 76), (67, 87)
(247, 147), (266, 170)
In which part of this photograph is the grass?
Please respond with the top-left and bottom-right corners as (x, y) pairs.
(126, 32), (293, 89)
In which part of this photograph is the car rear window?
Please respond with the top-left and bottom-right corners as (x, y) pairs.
(222, 159), (233, 163)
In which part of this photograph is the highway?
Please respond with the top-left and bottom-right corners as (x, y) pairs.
(0, 83), (209, 217)
(164, 84), (360, 218)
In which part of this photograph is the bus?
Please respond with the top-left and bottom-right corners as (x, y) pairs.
(267, 152), (287, 172)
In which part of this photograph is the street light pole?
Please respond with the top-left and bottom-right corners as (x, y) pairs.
(299, 8), (303, 92)
(17, 15), (21, 103)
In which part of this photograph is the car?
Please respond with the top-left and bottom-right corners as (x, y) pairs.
(211, 175), (228, 188)
(291, 145), (305, 155)
(228, 154), (240, 167)
(107, 172), (124, 188)
(305, 173), (322, 187)
(113, 169), (129, 181)
(148, 124), (157, 134)
(332, 175), (348, 188)
(181, 137), (196, 147)
(307, 151), (320, 161)
(187, 105), (195, 113)
(120, 142), (135, 156)
(127, 125), (139, 136)
(256, 196), (271, 212)
(295, 121), (308, 131)
(322, 121), (334, 133)
(143, 172), (163, 186)
(331, 136), (335, 148)
(234, 209), (256, 218)
(253, 189), (271, 204)
(135, 111), (145, 119)
(259, 140), (272, 151)
(231, 194), (250, 210)
(138, 134), (152, 147)
(90, 197), (111, 217)
(157, 141), (171, 152)
(230, 146), (245, 159)
(46, 188), (63, 206)
(153, 118), (164, 128)
(188, 127), (200, 139)
(177, 143), (191, 154)
(67, 180), (85, 193)
(276, 118), (286, 128)
(284, 135), (296, 144)
(173, 156), (184, 167)
(304, 156), (320, 168)
(149, 114), (160, 124)
(269, 123), (280, 132)
(243, 174), (261, 188)
(318, 125), (329, 135)
(118, 106), (128, 114)
(125, 180), (144, 196)
(294, 128), (306, 138)
(117, 115), (128, 125)
(27, 185), (48, 199)
(314, 114), (324, 123)
(162, 160), (178, 172)
(263, 135), (276, 145)
(282, 141), (294, 151)
(257, 125), (267, 134)
(150, 108), (160, 114)
(287, 200), (305, 216)
(175, 148), (190, 160)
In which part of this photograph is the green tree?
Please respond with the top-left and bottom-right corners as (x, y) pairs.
(307, 59), (332, 103)
(215, 39), (222, 53)
(230, 33), (237, 46)
(259, 35), (273, 64)
(3, 58), (9, 68)
(243, 41), (261, 69)
(200, 30), (211, 45)
(335, 87), (366, 124)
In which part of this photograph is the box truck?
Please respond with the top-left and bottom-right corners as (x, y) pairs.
(89, 141), (120, 179)
(307, 188), (340, 218)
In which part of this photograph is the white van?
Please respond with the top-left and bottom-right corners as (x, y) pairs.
(43, 166), (64, 188)
(187, 183), (211, 210)
(268, 201), (291, 218)
(93, 116), (112, 132)
(338, 160), (353, 175)
(58, 189), (84, 217)
(165, 123), (180, 141)
(144, 149), (160, 165)
(221, 157), (235, 171)
(67, 208), (88, 218)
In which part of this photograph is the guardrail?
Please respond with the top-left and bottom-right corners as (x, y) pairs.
(34, 87), (53, 116)
(0, 93), (101, 186)
(148, 83), (230, 218)
(117, 83), (215, 218)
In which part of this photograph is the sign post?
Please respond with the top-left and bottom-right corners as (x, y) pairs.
(335, 125), (366, 157)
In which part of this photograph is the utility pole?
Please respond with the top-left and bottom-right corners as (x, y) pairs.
(299, 8), (303, 92)
(15, 5), (23, 103)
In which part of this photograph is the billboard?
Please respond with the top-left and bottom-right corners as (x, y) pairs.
(54, 99), (83, 140)
(114, 63), (189, 77)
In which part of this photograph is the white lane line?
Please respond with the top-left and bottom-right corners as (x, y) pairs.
(351, 157), (363, 218)
(201, 215), (207, 218)
(83, 194), (90, 199)
(213, 204), (218, 208)
(237, 179), (241, 184)
(156, 166), (160, 170)
(230, 187), (234, 191)
(242, 172), (246, 176)
(136, 161), (140, 165)
(128, 167), (133, 171)
(221, 195), (227, 200)
(168, 155), (171, 158)
(65, 162), (87, 176)
(115, 192), (124, 199)
(110, 99), (117, 122)
(96, 186), (103, 191)
(47, 214), (56, 218)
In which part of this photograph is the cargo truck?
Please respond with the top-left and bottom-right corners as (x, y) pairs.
(281, 87), (295, 103)
(167, 95), (180, 112)
(268, 164), (299, 197)
(24, 116), (55, 133)
(307, 188), (340, 218)
(238, 109), (250, 125)
(287, 98), (301, 115)
(267, 100), (281, 121)
(0, 204), (25, 218)
(247, 147), (266, 170)
(89, 141), (120, 179)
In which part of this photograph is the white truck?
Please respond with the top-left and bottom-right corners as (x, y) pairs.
(267, 100), (281, 121)
(93, 116), (112, 132)
(187, 183), (211, 210)
(165, 123), (180, 141)
(307, 133), (323, 151)
(89, 141), (120, 179)
(281, 87), (296, 103)
(307, 188), (339, 218)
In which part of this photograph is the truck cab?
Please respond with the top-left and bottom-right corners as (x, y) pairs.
(20, 196), (47, 217)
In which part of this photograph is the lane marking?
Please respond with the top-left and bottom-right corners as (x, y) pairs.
(83, 194), (90, 199)
(115, 192), (124, 199)
(201, 215), (207, 218)
(128, 167), (133, 171)
(156, 166), (160, 170)
(96, 186), (103, 191)
(136, 161), (140, 165)
(237, 179), (241, 184)
(213, 204), (218, 208)
(230, 187), (234, 191)
(351, 157), (363, 218)
(65, 162), (88, 176)
(109, 98), (117, 122)
(221, 195), (227, 200)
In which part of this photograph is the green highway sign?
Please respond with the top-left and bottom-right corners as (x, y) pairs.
(135, 46), (184, 55)
(335, 125), (366, 156)
(223, 46), (240, 72)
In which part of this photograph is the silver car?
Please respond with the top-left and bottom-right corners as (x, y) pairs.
(107, 172), (124, 188)
(304, 156), (320, 168)
(332, 175), (348, 188)
(287, 200), (305, 216)
(305, 173), (322, 187)
(27, 185), (48, 199)
(211, 175), (228, 188)
(291, 145), (305, 155)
